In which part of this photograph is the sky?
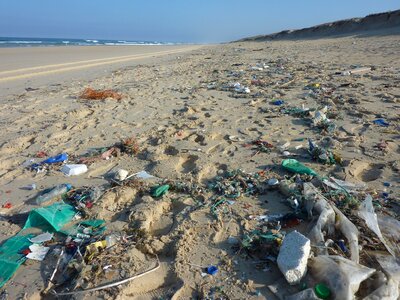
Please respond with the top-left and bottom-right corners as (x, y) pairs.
(0, 1), (398, 43)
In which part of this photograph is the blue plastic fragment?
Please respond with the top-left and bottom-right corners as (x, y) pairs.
(372, 119), (389, 127)
(206, 265), (218, 275)
(30, 153), (68, 171)
(308, 138), (316, 151)
(383, 182), (391, 187)
(42, 153), (68, 164)
(272, 100), (285, 106)
(337, 240), (348, 252)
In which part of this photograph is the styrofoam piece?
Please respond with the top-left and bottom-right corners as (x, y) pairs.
(277, 231), (310, 284)
(61, 164), (88, 176)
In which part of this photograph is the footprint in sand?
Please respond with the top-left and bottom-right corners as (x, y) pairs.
(176, 155), (199, 174)
(346, 160), (385, 182)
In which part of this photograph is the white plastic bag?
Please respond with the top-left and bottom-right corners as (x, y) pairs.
(332, 205), (359, 263)
(358, 195), (400, 258)
(323, 177), (366, 194)
(309, 255), (375, 300)
(303, 183), (335, 254)
(363, 254), (400, 300)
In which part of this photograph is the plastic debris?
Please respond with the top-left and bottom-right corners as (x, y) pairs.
(341, 67), (371, 75)
(233, 82), (250, 93)
(29, 232), (54, 243)
(134, 170), (155, 179)
(281, 159), (317, 176)
(35, 183), (72, 205)
(358, 194), (400, 258)
(61, 164), (88, 176)
(322, 177), (366, 194)
(22, 183), (37, 190)
(26, 244), (50, 261)
(268, 178), (279, 186)
(151, 184), (170, 198)
(277, 231), (310, 284)
(303, 183), (335, 254)
(286, 288), (320, 300)
(308, 139), (337, 164)
(309, 255), (375, 300)
(206, 265), (218, 275)
(373, 118), (390, 127)
(114, 169), (129, 181)
(272, 99), (285, 106)
(42, 153), (68, 164)
(314, 283), (331, 299)
(31, 153), (68, 171)
(331, 205), (359, 263)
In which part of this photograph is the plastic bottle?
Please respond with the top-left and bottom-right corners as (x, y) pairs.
(35, 184), (72, 205)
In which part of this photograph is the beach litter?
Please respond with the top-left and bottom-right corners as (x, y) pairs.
(373, 118), (390, 127)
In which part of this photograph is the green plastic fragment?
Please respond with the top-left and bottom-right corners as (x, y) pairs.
(282, 159), (318, 176)
(151, 184), (170, 198)
(23, 202), (76, 232)
(0, 235), (34, 288)
(0, 202), (77, 289)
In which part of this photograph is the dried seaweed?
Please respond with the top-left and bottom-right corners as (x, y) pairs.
(80, 88), (122, 100)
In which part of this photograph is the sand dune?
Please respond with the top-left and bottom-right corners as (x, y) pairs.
(238, 9), (400, 41)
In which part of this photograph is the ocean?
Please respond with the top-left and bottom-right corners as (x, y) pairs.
(0, 37), (176, 47)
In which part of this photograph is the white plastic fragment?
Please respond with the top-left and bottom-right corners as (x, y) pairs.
(268, 178), (279, 186)
(29, 232), (54, 243)
(61, 164), (88, 176)
(303, 183), (335, 255)
(133, 170), (155, 180)
(277, 230), (310, 285)
(114, 169), (129, 181)
(323, 177), (366, 194)
(285, 288), (320, 300)
(233, 82), (250, 94)
(26, 244), (50, 261)
(343, 67), (371, 75)
(358, 195), (400, 258)
(332, 205), (359, 263)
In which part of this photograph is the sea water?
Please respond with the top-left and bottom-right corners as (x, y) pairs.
(0, 36), (177, 47)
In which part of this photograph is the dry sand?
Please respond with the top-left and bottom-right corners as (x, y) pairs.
(0, 34), (399, 299)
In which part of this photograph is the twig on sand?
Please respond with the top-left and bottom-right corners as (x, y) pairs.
(51, 256), (160, 296)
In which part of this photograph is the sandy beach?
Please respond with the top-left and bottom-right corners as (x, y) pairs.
(0, 45), (201, 96)
(0, 33), (399, 299)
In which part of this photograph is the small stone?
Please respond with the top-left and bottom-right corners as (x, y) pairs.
(277, 231), (310, 285)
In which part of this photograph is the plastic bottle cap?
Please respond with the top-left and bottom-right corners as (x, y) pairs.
(314, 283), (331, 299)
(206, 265), (218, 275)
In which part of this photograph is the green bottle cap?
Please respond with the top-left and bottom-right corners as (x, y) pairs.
(314, 283), (331, 299)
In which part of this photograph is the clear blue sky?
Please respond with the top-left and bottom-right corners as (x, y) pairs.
(0, 1), (398, 43)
